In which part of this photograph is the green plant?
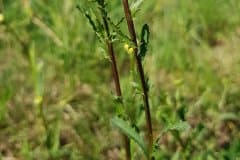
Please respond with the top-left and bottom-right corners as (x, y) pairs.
(78, 0), (158, 158)
(1, 0), (240, 159)
(121, 0), (153, 157)
(77, 1), (131, 159)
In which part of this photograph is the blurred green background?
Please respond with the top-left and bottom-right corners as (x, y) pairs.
(0, 0), (240, 159)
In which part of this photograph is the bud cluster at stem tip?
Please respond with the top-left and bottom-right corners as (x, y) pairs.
(124, 44), (134, 55)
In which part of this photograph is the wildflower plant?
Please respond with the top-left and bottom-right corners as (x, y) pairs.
(77, 0), (156, 159)
(78, 0), (192, 159)
(77, 0), (132, 159)
(1, 0), (240, 159)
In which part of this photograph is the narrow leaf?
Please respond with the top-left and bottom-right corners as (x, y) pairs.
(131, 0), (145, 11)
(219, 112), (239, 122)
(111, 117), (148, 156)
(138, 24), (150, 60)
(76, 4), (104, 42)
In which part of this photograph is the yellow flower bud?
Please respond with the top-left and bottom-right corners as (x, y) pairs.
(0, 14), (4, 22)
(124, 44), (129, 51)
(128, 47), (134, 54)
(124, 43), (134, 55)
(34, 95), (43, 105)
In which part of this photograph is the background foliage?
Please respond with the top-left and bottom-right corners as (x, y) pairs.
(0, 0), (240, 159)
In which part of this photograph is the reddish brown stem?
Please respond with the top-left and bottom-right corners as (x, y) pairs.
(102, 13), (131, 160)
(106, 40), (131, 160)
(121, 0), (153, 154)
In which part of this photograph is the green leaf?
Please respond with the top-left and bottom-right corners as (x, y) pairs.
(96, 0), (105, 6)
(131, 0), (145, 11)
(157, 121), (190, 143)
(219, 112), (239, 122)
(82, 11), (98, 33)
(161, 121), (191, 135)
(107, 16), (132, 43)
(138, 24), (150, 60)
(111, 117), (148, 156)
(166, 121), (191, 132)
(46, 118), (61, 153)
(113, 95), (123, 104)
(76, 5), (104, 43)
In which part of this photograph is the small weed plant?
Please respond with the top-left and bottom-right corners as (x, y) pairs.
(78, 0), (190, 159)
(1, 0), (240, 159)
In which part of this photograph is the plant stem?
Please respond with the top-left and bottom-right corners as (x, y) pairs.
(102, 10), (131, 160)
(121, 0), (153, 155)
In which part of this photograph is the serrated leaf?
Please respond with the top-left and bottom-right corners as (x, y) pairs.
(138, 24), (150, 60)
(107, 16), (132, 43)
(111, 117), (148, 156)
(76, 4), (105, 43)
(166, 121), (191, 132)
(85, 12), (98, 32)
(157, 121), (191, 143)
